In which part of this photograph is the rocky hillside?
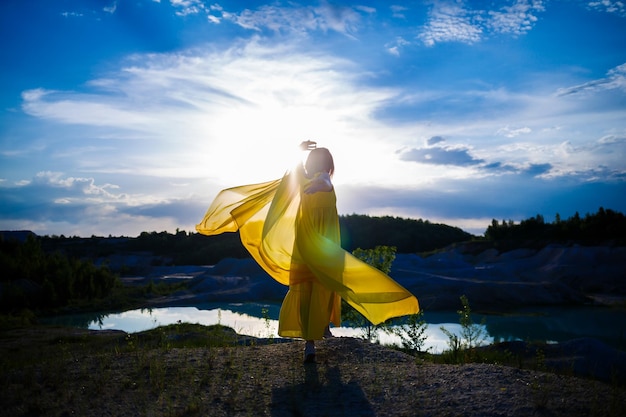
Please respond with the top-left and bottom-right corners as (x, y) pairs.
(102, 242), (626, 312)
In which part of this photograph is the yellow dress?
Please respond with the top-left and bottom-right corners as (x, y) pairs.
(196, 168), (419, 340)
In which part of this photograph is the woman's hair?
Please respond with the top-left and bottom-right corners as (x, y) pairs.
(305, 147), (334, 177)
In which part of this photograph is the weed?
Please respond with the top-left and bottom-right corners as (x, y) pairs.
(439, 327), (464, 363)
(439, 295), (488, 363)
(529, 374), (551, 409)
(390, 310), (430, 354)
(261, 306), (275, 341)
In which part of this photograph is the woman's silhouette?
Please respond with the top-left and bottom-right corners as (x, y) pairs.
(196, 141), (418, 362)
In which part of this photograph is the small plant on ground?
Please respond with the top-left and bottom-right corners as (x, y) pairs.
(440, 295), (488, 363)
(457, 295), (488, 349)
(439, 327), (464, 363)
(390, 310), (430, 355)
(261, 306), (274, 341)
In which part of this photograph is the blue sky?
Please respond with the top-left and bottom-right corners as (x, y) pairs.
(1, 0), (625, 237)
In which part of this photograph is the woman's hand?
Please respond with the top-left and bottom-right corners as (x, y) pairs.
(299, 140), (317, 151)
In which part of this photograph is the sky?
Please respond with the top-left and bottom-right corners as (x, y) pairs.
(1, 0), (625, 237)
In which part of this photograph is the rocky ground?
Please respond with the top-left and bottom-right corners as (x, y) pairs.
(1, 325), (625, 417)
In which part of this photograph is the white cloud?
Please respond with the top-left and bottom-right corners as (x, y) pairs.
(497, 125), (532, 138)
(598, 134), (626, 144)
(418, 3), (482, 46)
(22, 89), (158, 131)
(0, 170), (209, 236)
(390, 5), (408, 19)
(399, 145), (484, 166)
(18, 40), (406, 187)
(103, 1), (117, 14)
(30, 171), (124, 200)
(218, 2), (363, 37)
(587, 0), (626, 17)
(170, 0), (205, 16)
(418, 0), (546, 46)
(488, 0), (545, 35)
(385, 36), (410, 56)
(556, 62), (626, 96)
(61, 11), (84, 18)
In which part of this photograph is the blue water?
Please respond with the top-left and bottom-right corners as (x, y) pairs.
(43, 302), (626, 353)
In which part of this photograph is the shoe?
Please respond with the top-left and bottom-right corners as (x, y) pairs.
(323, 326), (333, 339)
(304, 342), (316, 363)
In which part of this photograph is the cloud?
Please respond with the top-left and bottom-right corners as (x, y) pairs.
(385, 36), (410, 56)
(216, 2), (364, 37)
(587, 0), (626, 17)
(103, 1), (117, 14)
(315, 2), (363, 34)
(61, 11), (84, 18)
(598, 134), (626, 145)
(167, 2), (372, 36)
(556, 62), (626, 96)
(482, 161), (553, 178)
(21, 88), (158, 131)
(0, 171), (125, 222)
(17, 39), (404, 187)
(399, 145), (484, 166)
(487, 0), (545, 35)
(418, 0), (546, 46)
(399, 143), (553, 177)
(497, 125), (532, 138)
(0, 171), (207, 236)
(390, 5), (408, 19)
(170, 0), (206, 16)
(338, 173), (626, 234)
(427, 136), (446, 146)
(418, 3), (482, 46)
(522, 163), (552, 177)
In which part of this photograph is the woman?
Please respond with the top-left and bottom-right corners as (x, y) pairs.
(196, 141), (418, 362)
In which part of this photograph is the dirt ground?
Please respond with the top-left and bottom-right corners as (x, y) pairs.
(1, 326), (625, 417)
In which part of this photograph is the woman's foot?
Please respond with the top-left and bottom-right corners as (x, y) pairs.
(304, 341), (316, 363)
(323, 326), (333, 339)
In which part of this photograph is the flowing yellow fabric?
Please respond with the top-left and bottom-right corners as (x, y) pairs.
(196, 168), (419, 339)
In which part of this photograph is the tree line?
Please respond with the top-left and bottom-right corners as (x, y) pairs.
(31, 214), (473, 266)
(484, 207), (626, 243)
(339, 214), (473, 253)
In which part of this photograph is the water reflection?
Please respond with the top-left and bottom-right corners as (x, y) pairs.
(43, 303), (626, 353)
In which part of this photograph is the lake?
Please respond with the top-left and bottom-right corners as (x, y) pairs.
(44, 302), (626, 353)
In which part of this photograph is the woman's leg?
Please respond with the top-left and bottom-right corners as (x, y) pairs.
(304, 340), (316, 363)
